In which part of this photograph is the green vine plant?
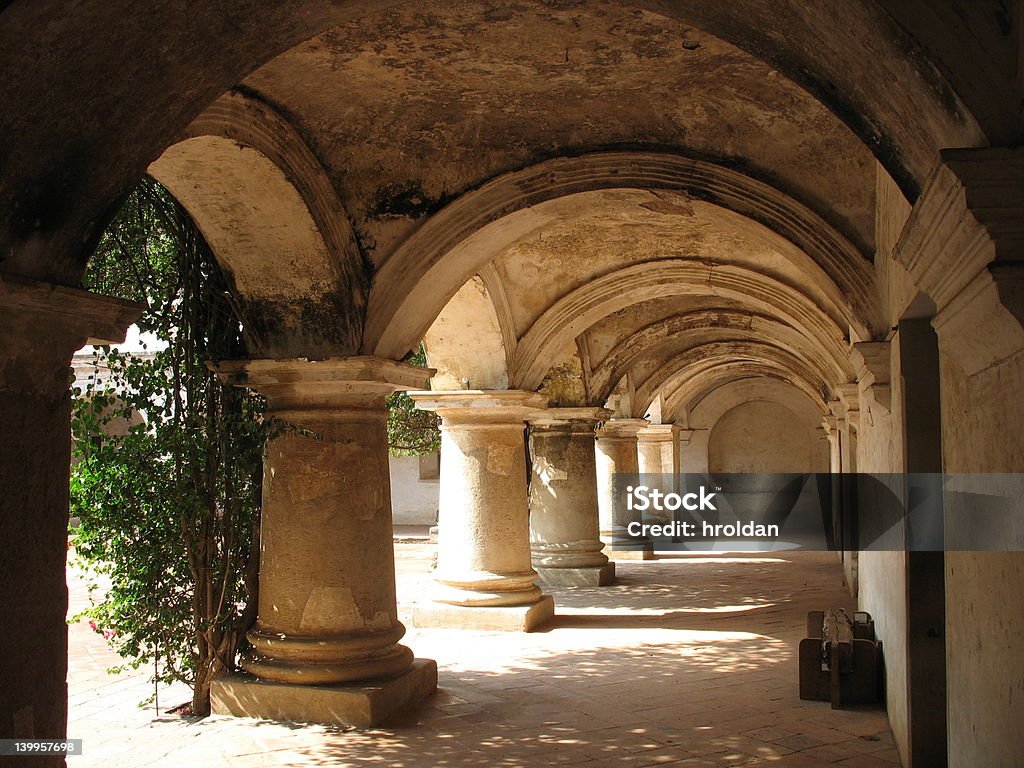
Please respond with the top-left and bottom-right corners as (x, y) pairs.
(70, 178), (268, 716)
(70, 178), (441, 717)
(386, 345), (441, 457)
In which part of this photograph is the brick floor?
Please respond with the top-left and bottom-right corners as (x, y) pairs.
(67, 546), (900, 767)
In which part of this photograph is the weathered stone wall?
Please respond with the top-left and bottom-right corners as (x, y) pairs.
(941, 349), (1024, 766)
(708, 400), (817, 474)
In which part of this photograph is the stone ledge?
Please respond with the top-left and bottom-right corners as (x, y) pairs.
(536, 563), (616, 587)
(413, 595), (555, 632)
(210, 658), (437, 728)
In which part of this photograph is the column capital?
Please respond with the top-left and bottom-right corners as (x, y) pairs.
(850, 341), (892, 414)
(0, 273), (144, 396)
(637, 423), (680, 441)
(596, 417), (648, 438)
(894, 147), (1024, 374)
(409, 389), (547, 424)
(211, 356), (432, 410)
(0, 272), (143, 343)
(528, 406), (611, 429)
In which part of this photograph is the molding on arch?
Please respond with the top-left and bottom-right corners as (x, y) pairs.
(589, 308), (850, 403)
(510, 259), (849, 392)
(669, 368), (833, 423)
(153, 90), (368, 354)
(182, 89), (367, 303)
(366, 150), (879, 358)
(477, 263), (518, 374)
(687, 378), (831, 432)
(635, 341), (833, 417)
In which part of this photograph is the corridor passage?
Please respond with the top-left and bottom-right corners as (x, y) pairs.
(69, 545), (897, 767)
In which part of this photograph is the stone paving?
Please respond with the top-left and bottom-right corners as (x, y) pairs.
(67, 545), (900, 767)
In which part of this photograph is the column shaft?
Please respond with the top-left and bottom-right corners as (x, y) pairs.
(214, 358), (428, 686)
(0, 275), (141, 768)
(595, 418), (654, 560)
(528, 408), (614, 586)
(410, 391), (554, 631)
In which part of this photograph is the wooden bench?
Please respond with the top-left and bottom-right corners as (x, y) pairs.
(799, 609), (880, 708)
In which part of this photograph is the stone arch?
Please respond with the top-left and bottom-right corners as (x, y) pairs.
(664, 364), (832, 425)
(638, 342), (834, 418)
(588, 309), (849, 405)
(149, 94), (367, 355)
(0, 1), (994, 288)
(421, 273), (510, 390)
(366, 151), (879, 359)
(510, 260), (851, 393)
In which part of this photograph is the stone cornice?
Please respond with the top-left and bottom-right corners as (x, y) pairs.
(850, 341), (891, 414)
(834, 384), (861, 432)
(595, 418), (649, 439)
(637, 423), (680, 443)
(895, 147), (1024, 313)
(527, 406), (612, 429)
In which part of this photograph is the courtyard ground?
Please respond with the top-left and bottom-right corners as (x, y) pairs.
(67, 539), (900, 767)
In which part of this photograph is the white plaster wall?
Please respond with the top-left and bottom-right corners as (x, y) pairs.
(683, 378), (827, 475)
(680, 429), (710, 474)
(389, 455), (439, 526)
(708, 400), (818, 473)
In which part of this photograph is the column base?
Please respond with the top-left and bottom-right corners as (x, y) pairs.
(608, 547), (656, 561)
(535, 563), (616, 586)
(210, 658), (437, 728)
(413, 594), (555, 631)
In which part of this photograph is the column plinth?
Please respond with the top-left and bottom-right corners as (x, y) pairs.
(528, 407), (615, 586)
(210, 357), (437, 725)
(409, 390), (554, 631)
(596, 418), (655, 560)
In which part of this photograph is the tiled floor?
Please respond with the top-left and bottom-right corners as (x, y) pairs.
(67, 545), (900, 767)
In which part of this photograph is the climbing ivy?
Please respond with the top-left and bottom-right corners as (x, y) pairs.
(71, 178), (267, 716)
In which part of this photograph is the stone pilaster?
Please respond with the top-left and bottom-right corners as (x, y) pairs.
(528, 407), (615, 587)
(409, 390), (554, 631)
(209, 357), (437, 726)
(595, 418), (654, 560)
(829, 391), (859, 595)
(0, 274), (142, 765)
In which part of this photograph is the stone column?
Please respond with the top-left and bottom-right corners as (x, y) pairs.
(595, 418), (654, 560)
(409, 390), (554, 631)
(209, 357), (437, 727)
(528, 407), (615, 586)
(637, 423), (681, 477)
(0, 275), (141, 768)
